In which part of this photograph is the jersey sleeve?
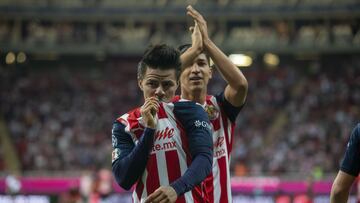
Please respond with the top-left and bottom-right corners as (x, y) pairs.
(111, 120), (155, 190)
(170, 101), (213, 196)
(215, 91), (245, 123)
(340, 123), (360, 177)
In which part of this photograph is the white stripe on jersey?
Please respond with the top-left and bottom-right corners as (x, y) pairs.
(157, 151), (169, 186)
(213, 162), (221, 203)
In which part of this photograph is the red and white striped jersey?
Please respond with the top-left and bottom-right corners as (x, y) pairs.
(117, 101), (207, 203)
(174, 94), (241, 203)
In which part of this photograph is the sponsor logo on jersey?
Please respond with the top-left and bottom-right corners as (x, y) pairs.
(194, 120), (212, 130)
(154, 127), (174, 141)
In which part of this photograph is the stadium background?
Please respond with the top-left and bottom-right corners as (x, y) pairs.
(0, 0), (359, 202)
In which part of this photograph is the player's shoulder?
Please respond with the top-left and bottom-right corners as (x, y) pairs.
(352, 123), (360, 140)
(114, 107), (141, 126)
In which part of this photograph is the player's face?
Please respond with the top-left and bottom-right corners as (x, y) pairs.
(138, 68), (178, 103)
(180, 53), (212, 93)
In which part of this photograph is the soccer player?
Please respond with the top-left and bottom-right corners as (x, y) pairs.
(330, 123), (360, 203)
(111, 44), (213, 203)
(175, 5), (248, 203)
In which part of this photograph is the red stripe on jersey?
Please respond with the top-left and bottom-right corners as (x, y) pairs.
(146, 154), (160, 195)
(135, 180), (144, 200)
(125, 108), (145, 140)
(210, 117), (221, 131)
(165, 150), (186, 203)
(157, 103), (168, 119)
(165, 150), (181, 183)
(192, 184), (208, 203)
(220, 109), (231, 154)
(205, 172), (214, 203)
(218, 156), (228, 203)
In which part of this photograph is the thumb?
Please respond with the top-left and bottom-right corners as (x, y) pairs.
(189, 26), (194, 33)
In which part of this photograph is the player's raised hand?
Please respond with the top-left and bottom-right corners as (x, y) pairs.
(190, 21), (203, 52)
(187, 5), (209, 42)
(144, 186), (177, 203)
(140, 96), (160, 129)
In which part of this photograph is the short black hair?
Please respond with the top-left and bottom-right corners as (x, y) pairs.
(137, 44), (182, 80)
(178, 44), (211, 64)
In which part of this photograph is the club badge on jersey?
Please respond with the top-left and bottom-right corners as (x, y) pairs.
(205, 104), (219, 120)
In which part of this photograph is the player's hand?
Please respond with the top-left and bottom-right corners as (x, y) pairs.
(189, 21), (203, 53)
(140, 97), (160, 129)
(187, 5), (209, 42)
(144, 186), (177, 203)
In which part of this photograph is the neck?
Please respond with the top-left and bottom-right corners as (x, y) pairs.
(181, 87), (207, 105)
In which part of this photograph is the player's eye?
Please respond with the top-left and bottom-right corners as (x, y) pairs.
(162, 81), (174, 89)
(197, 61), (207, 67)
(146, 81), (158, 88)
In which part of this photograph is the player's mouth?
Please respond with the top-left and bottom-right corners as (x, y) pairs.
(189, 76), (202, 81)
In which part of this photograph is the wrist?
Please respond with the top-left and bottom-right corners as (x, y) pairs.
(203, 38), (212, 49)
(189, 46), (202, 56)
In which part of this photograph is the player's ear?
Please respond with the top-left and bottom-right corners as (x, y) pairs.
(138, 79), (144, 91)
(209, 66), (213, 79)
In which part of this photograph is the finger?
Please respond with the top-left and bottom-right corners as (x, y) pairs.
(187, 5), (202, 17)
(189, 26), (194, 33)
(151, 192), (166, 203)
(143, 103), (159, 115)
(187, 10), (197, 20)
(149, 96), (160, 105)
(159, 199), (169, 203)
(144, 98), (160, 108)
(145, 190), (162, 203)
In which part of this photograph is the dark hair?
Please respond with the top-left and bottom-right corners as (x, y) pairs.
(178, 44), (211, 64)
(137, 44), (182, 80)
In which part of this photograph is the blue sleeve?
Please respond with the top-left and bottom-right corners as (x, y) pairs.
(340, 124), (360, 176)
(215, 91), (244, 123)
(170, 101), (213, 196)
(111, 121), (155, 190)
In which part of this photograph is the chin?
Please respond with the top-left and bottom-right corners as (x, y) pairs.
(190, 86), (204, 92)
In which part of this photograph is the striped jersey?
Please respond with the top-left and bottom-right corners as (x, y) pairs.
(174, 92), (243, 203)
(112, 101), (213, 203)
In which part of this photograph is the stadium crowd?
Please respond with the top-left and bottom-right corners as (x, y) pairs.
(1, 55), (358, 176)
(0, 19), (359, 51)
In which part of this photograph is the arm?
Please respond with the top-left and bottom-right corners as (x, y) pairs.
(170, 102), (213, 195)
(216, 91), (245, 123)
(187, 5), (248, 107)
(330, 171), (356, 203)
(112, 121), (155, 190)
(330, 124), (360, 202)
(180, 21), (203, 69)
(112, 97), (160, 190)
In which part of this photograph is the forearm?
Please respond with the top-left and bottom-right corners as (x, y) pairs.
(170, 152), (212, 196)
(112, 128), (155, 190)
(330, 188), (350, 203)
(180, 46), (202, 69)
(204, 38), (248, 90)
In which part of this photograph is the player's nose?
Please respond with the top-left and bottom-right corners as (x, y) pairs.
(155, 86), (165, 99)
(191, 64), (200, 73)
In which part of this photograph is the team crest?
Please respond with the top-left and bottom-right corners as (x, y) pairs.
(205, 104), (219, 120)
(112, 148), (121, 163)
